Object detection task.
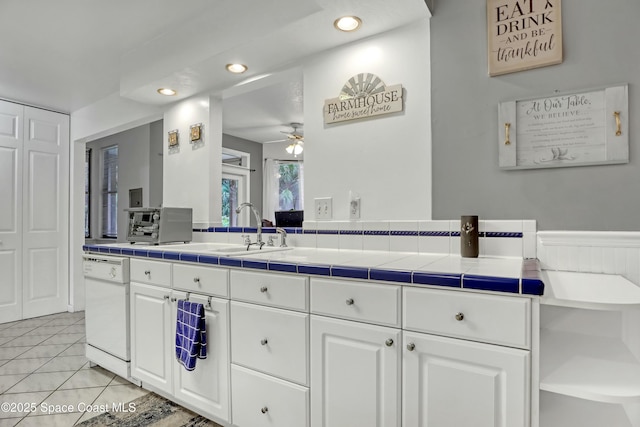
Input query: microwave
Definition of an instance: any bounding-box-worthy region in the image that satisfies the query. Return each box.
[125,207,192,244]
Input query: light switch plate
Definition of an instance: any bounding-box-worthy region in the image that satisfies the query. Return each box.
[314,197,333,220]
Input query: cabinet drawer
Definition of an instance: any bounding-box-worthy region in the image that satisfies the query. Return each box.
[230,270,308,311]
[130,259,171,288]
[173,263,228,297]
[231,301,308,385]
[231,364,309,427]
[310,278,401,327]
[403,287,531,349]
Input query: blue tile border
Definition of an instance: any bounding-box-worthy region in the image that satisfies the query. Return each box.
[463,274,520,294]
[370,269,412,283]
[412,272,462,288]
[331,266,369,280]
[83,246,545,296]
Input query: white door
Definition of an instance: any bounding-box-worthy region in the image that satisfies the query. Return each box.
[0,101,23,323]
[311,316,401,427]
[130,282,172,393]
[172,291,230,423]
[21,106,69,319]
[403,331,530,427]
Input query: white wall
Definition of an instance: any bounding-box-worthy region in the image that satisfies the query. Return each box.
[303,19,431,221]
[162,94,223,228]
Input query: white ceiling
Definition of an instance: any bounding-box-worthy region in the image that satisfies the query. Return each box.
[0,0,431,143]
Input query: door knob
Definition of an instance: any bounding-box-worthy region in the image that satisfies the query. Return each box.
[260,286,268,293]
[406,343,415,351]
[345,298,354,305]
[455,312,464,321]
[261,407,269,414]
[385,339,394,347]
[261,339,268,346]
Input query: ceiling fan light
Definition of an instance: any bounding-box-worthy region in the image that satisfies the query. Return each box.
[294,143,303,155]
[286,144,295,154]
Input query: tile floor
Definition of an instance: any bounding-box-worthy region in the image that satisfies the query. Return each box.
[0,311,148,426]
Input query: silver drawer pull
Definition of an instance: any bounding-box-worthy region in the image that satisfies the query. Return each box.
[170,297,177,302]
[455,312,464,321]
[260,286,268,293]
[261,406,269,414]
[163,295,170,300]
[345,298,354,305]
[144,270,151,276]
[385,339,394,347]
[406,343,415,351]
[193,277,200,283]
[261,339,268,346]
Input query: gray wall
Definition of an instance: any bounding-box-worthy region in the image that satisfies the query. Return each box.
[431,0,639,230]
[222,134,263,225]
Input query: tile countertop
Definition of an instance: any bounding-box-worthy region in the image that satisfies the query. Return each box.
[82,243,545,296]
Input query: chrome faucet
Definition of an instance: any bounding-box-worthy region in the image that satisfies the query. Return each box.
[276,227,288,247]
[235,202,264,250]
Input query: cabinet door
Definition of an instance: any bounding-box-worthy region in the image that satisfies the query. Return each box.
[130,282,172,393]
[403,331,530,427]
[311,316,401,427]
[172,292,230,423]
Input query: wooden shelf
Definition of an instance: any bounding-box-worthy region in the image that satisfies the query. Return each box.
[540,270,640,310]
[540,330,640,404]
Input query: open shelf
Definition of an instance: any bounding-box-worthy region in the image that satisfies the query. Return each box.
[541,270,640,310]
[540,391,635,427]
[540,330,640,404]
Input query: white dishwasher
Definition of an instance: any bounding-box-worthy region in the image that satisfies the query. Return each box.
[83,254,136,382]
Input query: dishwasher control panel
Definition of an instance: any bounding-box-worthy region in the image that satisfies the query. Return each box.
[83,255,129,283]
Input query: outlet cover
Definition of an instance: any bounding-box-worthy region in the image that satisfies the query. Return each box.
[314,197,333,220]
[350,197,361,219]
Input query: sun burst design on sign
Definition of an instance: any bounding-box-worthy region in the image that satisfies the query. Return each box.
[339,73,386,100]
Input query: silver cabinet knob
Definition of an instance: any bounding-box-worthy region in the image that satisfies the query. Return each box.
[170,297,177,302]
[260,286,268,293]
[261,407,269,414]
[144,270,151,276]
[385,339,394,347]
[455,312,464,321]
[193,277,200,283]
[261,339,268,346]
[345,298,355,305]
[163,295,170,300]
[406,343,415,351]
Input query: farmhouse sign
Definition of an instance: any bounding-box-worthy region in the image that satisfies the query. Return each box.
[324,73,403,124]
[487,0,563,76]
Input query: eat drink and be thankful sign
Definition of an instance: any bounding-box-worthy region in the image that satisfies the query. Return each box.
[487,0,562,76]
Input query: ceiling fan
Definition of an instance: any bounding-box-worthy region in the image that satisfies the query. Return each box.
[263,123,304,156]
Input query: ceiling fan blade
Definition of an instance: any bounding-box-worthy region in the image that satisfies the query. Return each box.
[262,138,289,144]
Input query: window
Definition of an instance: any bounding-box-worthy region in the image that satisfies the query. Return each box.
[84,148,91,238]
[277,162,303,211]
[101,145,118,238]
[263,159,304,223]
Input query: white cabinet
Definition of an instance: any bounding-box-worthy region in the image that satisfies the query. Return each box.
[229,270,310,427]
[403,331,530,427]
[402,285,532,427]
[130,279,230,424]
[310,315,401,427]
[172,291,230,422]
[130,282,173,393]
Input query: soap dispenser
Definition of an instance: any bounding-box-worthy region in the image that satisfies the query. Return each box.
[460,215,479,258]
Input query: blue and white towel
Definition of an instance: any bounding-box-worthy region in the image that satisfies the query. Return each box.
[175,299,207,371]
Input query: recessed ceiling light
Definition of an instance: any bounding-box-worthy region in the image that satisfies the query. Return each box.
[157,88,177,96]
[226,63,248,74]
[334,16,362,32]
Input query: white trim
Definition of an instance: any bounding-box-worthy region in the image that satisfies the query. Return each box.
[538,231,640,248]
